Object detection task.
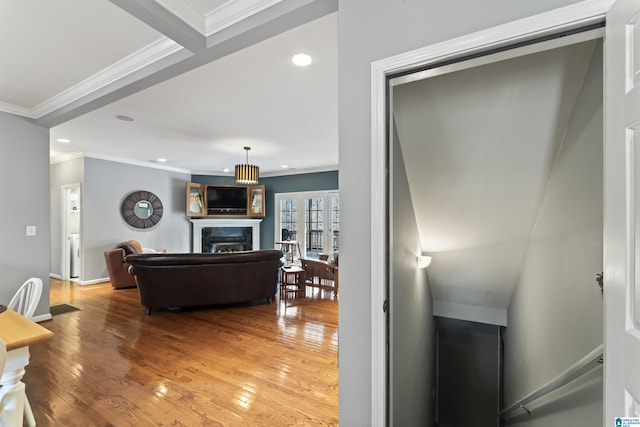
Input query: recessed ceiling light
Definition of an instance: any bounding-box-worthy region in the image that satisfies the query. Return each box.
[115,115,134,122]
[292,53,312,67]
[56,138,70,143]
[281,165,289,169]
[157,158,167,163]
[223,168,230,173]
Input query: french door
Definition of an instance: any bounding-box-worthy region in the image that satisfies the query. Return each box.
[275,190,339,258]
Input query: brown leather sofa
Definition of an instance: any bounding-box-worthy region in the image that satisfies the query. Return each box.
[104,240,144,289]
[126,249,283,315]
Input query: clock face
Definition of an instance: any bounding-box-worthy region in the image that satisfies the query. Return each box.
[121,191,163,229]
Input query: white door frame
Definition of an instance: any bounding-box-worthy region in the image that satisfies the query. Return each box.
[370,0,614,424]
[61,183,81,280]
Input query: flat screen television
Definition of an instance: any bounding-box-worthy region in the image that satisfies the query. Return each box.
[206,186,247,215]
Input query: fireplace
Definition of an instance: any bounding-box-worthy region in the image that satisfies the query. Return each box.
[190,219,262,253]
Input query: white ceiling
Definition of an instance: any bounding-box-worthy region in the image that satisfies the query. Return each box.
[393,39,599,314]
[0,0,338,175]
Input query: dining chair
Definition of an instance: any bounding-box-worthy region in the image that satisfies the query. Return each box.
[7,278,42,427]
[0,337,6,418]
[8,277,43,320]
[0,337,5,380]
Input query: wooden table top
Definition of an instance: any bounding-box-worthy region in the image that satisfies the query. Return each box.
[0,308,53,351]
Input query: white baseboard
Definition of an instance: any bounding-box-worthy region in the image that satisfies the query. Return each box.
[49,273,110,286]
[76,277,110,286]
[32,313,53,323]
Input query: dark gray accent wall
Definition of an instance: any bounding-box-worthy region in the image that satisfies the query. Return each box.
[390,123,434,425]
[338,0,586,423]
[191,170,338,249]
[0,112,50,317]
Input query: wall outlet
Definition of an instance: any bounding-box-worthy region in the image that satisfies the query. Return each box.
[26,226,36,236]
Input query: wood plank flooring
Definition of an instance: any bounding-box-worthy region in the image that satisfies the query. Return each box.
[24,279,338,426]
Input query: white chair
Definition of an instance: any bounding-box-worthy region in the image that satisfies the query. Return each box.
[0,337,5,380]
[8,277,43,320]
[7,278,42,427]
[0,338,8,421]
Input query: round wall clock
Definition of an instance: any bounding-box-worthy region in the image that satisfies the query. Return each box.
[121,191,163,229]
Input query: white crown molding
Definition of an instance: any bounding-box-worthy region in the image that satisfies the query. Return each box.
[155,0,207,34]
[29,37,184,119]
[154,0,283,37]
[0,101,37,119]
[190,164,338,177]
[205,0,283,36]
[84,152,192,174]
[49,151,85,165]
[51,151,191,174]
[260,165,338,177]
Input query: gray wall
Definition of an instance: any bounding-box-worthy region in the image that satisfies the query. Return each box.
[0,112,50,317]
[390,124,434,425]
[192,170,338,249]
[51,157,191,282]
[337,0,586,423]
[503,42,603,425]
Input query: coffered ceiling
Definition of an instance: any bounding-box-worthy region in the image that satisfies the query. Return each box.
[0,0,338,175]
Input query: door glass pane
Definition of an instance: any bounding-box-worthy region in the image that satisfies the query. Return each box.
[305,197,324,258]
[331,196,340,253]
[280,199,297,241]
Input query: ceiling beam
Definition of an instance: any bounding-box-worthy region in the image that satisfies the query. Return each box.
[35,0,337,128]
[108,0,206,52]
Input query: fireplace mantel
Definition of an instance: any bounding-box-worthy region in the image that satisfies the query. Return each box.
[190,218,262,253]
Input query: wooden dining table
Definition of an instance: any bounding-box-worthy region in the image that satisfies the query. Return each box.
[0,308,54,426]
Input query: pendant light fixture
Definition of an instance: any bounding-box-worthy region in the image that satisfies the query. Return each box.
[235,146,259,184]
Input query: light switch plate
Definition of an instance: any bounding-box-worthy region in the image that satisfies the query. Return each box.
[26,226,36,236]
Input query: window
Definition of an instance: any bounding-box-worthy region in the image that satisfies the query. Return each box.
[275,190,339,258]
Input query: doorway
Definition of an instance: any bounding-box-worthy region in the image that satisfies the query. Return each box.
[371,3,610,425]
[61,184,81,281]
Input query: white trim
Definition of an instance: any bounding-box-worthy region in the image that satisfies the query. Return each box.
[370,1,612,425]
[49,152,85,165]
[155,0,207,34]
[0,38,184,120]
[75,278,110,286]
[32,313,53,323]
[81,152,191,174]
[0,102,36,119]
[190,218,262,252]
[205,0,283,37]
[154,0,283,37]
[190,165,339,178]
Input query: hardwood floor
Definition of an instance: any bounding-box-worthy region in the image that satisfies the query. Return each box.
[24,279,338,426]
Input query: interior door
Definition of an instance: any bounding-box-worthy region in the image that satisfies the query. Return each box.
[605,0,640,420]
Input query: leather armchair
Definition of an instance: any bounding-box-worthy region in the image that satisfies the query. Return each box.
[104,240,143,289]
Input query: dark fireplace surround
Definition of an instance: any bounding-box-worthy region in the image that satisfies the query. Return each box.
[190,219,262,253]
[202,227,252,253]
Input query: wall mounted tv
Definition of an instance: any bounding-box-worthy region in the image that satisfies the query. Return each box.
[206,186,247,215]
